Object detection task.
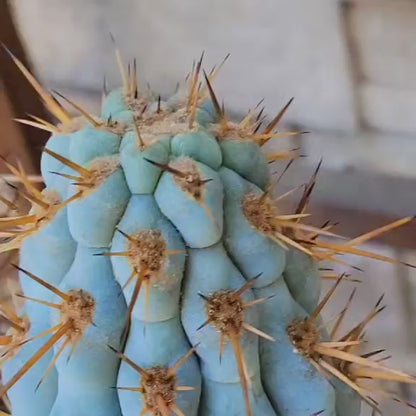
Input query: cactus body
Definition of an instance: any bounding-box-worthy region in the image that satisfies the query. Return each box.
[2,52,414,416]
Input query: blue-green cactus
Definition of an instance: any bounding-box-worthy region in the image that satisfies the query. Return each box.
[1,50,415,416]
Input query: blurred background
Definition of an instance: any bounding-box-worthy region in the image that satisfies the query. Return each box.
[2,0,416,414]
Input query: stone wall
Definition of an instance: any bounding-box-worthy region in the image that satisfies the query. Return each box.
[348,0,416,134]
[11,0,357,131]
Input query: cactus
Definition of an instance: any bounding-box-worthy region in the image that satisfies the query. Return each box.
[0,47,416,416]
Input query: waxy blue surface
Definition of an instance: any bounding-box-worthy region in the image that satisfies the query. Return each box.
[120,131,169,194]
[171,130,222,170]
[69,125,121,166]
[220,140,269,189]
[118,317,201,416]
[255,279,336,416]
[50,245,126,416]
[283,249,321,314]
[155,158,223,248]
[67,165,130,247]
[182,243,260,383]
[220,167,286,288]
[111,195,186,322]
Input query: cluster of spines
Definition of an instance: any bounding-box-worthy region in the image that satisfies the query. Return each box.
[0,44,415,416]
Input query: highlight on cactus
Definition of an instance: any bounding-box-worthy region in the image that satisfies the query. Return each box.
[0,42,416,416]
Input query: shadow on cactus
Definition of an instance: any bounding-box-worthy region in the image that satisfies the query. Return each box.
[0,43,416,416]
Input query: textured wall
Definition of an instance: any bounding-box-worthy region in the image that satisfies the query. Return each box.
[10,0,357,132]
[348,0,416,134]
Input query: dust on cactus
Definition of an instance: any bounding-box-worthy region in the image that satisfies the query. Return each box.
[0,44,415,416]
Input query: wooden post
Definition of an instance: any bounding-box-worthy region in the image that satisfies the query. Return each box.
[0,0,49,173]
